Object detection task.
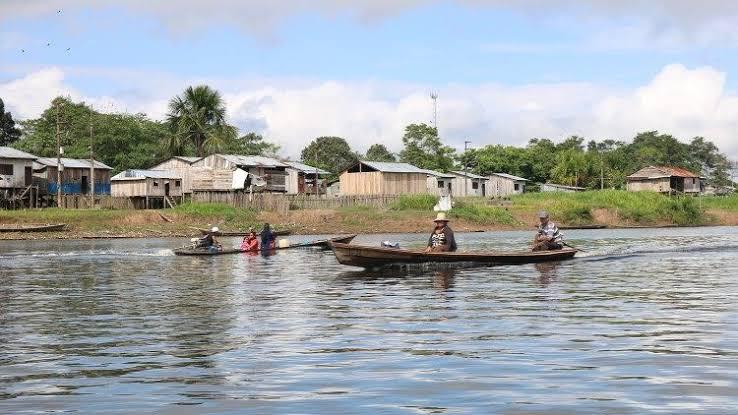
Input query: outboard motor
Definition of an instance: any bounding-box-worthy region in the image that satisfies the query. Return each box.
[381,241,400,249]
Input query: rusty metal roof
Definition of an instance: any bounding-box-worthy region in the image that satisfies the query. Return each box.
[283,160,331,175]
[627,166,699,179]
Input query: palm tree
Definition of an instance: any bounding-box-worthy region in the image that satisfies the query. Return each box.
[166,85,236,157]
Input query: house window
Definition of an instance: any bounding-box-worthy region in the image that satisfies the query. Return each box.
[437,181,444,188]
[472,181,479,190]
[153,180,159,187]
[175,180,181,187]
[514,183,520,191]
[0,164,13,175]
[692,178,696,184]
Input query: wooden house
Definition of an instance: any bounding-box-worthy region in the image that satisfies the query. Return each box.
[111,169,183,209]
[339,161,428,195]
[283,160,331,195]
[149,156,202,195]
[626,166,702,194]
[192,154,289,193]
[420,169,455,196]
[449,171,489,197]
[488,173,529,197]
[541,183,586,192]
[34,157,112,196]
[0,146,36,190]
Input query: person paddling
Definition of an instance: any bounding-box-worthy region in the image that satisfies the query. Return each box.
[260,223,276,250]
[241,228,259,252]
[198,226,222,252]
[532,211,563,251]
[424,212,457,253]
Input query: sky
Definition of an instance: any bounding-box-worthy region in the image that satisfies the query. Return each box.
[2,0,738,159]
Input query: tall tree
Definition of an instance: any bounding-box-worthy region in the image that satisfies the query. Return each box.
[166,85,236,157]
[301,136,359,173]
[0,98,21,146]
[399,123,455,172]
[221,132,280,157]
[15,96,167,173]
[364,143,396,162]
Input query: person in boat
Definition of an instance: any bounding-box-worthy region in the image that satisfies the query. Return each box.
[424,212,457,253]
[241,228,259,252]
[198,226,222,252]
[260,223,276,250]
[532,211,563,251]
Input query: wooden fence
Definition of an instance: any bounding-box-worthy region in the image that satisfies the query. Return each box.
[191,191,401,213]
[58,195,135,210]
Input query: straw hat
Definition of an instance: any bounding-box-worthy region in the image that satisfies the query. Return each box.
[433,212,449,222]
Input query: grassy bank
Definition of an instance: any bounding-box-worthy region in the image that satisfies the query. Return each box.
[1,192,737,240]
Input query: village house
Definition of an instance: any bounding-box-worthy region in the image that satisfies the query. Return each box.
[420,169,455,196]
[541,183,587,192]
[33,157,112,196]
[488,173,529,197]
[283,160,331,195]
[448,171,489,197]
[111,169,183,209]
[626,166,703,194]
[0,147,37,207]
[192,154,289,193]
[339,161,428,195]
[149,156,203,196]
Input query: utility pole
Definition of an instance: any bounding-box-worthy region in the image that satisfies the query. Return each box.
[89,120,95,206]
[464,140,471,196]
[55,102,63,207]
[430,92,438,131]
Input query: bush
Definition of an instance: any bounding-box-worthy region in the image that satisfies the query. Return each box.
[450,200,519,225]
[390,194,438,211]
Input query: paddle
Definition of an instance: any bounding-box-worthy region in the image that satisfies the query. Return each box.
[561,241,587,252]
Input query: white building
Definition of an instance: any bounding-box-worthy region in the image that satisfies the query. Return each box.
[449,171,488,197]
[488,173,529,197]
[0,146,37,190]
[420,169,455,196]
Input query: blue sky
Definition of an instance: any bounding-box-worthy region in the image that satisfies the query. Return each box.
[2,0,738,158]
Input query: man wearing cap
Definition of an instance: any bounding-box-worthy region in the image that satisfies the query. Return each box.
[533,211,563,251]
[424,212,457,253]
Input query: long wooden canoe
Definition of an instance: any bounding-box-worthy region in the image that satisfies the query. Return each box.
[197,228,291,237]
[174,234,357,256]
[558,224,607,230]
[329,242,577,269]
[0,223,66,232]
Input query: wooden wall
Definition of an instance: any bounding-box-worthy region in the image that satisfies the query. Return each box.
[340,171,427,195]
[151,159,202,194]
[627,178,670,193]
[488,177,525,197]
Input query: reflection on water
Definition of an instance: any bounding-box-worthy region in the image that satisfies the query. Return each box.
[1,228,738,414]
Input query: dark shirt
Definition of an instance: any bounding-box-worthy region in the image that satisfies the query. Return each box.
[427,225,457,252]
[261,230,274,249]
[199,233,215,247]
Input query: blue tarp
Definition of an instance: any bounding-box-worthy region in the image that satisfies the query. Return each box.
[48,183,111,195]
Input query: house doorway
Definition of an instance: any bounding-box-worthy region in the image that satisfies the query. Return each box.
[165,182,170,196]
[81,176,89,194]
[25,166,32,186]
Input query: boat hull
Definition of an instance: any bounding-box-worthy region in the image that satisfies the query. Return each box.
[0,224,66,232]
[198,228,292,237]
[174,235,357,256]
[330,242,576,269]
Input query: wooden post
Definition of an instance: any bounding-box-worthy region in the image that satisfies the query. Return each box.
[55,102,63,207]
[90,121,95,207]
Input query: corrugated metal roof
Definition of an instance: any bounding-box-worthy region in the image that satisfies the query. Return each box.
[174,156,202,164]
[35,157,112,170]
[283,160,331,175]
[491,172,529,181]
[627,165,700,179]
[450,170,488,180]
[357,161,427,173]
[543,183,587,190]
[0,146,37,160]
[111,169,181,180]
[418,168,456,178]
[219,154,288,168]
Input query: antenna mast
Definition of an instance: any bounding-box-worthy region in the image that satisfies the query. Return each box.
[430,91,438,131]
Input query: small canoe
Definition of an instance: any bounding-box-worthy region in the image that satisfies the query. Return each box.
[329,242,577,269]
[197,228,291,237]
[174,235,357,256]
[0,224,66,233]
[559,224,607,230]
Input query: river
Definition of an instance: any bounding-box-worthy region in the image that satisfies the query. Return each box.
[1,227,737,414]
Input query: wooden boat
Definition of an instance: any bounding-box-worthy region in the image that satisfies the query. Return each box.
[559,224,607,230]
[0,223,66,232]
[174,235,357,256]
[329,242,577,269]
[197,228,291,237]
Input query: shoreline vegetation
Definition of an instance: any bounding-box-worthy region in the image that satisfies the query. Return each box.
[1,191,737,241]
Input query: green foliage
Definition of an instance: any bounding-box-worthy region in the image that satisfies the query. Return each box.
[390,194,437,211]
[166,85,237,157]
[365,143,396,162]
[301,136,359,174]
[0,97,21,146]
[450,200,518,225]
[15,97,167,173]
[399,123,455,172]
[701,194,738,211]
[220,132,280,157]
[173,202,257,223]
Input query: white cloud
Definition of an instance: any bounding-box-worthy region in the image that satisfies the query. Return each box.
[2,64,737,159]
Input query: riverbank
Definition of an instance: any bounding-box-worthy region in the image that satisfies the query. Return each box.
[1,191,737,240]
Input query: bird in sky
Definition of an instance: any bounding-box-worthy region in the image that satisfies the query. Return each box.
[47,42,51,46]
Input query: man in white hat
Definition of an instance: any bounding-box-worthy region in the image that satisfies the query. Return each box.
[532,211,563,251]
[424,212,457,253]
[198,226,222,252]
